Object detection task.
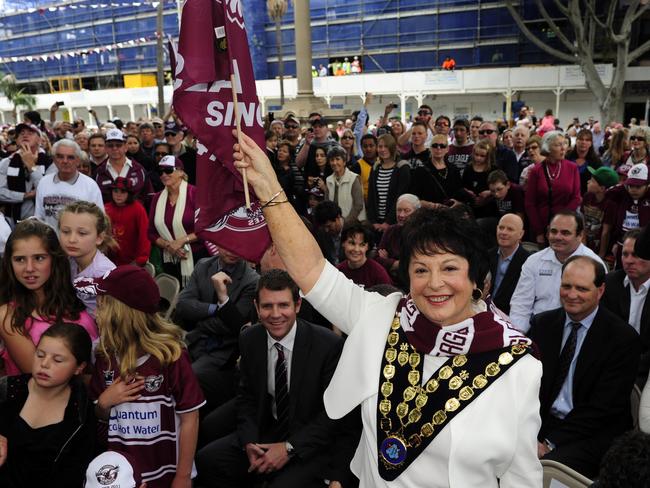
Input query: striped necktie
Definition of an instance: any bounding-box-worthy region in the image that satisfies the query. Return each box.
[274,343,290,438]
[549,321,582,408]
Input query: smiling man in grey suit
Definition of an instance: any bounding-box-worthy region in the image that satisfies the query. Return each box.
[195,269,345,488]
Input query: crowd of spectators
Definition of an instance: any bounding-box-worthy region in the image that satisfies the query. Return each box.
[0,96,648,487]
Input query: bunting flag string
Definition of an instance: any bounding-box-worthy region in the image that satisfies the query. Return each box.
[1,1,175,16]
[0,34,171,64]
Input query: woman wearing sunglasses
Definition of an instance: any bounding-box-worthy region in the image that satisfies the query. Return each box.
[148,155,206,286]
[623,126,650,167]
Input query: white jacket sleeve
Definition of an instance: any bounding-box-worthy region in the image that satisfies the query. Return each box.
[639,375,650,434]
[508,260,536,333]
[303,260,390,336]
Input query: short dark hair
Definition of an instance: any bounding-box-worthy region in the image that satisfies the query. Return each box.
[154,142,171,153]
[313,201,342,225]
[411,121,428,132]
[453,118,470,129]
[487,169,509,186]
[341,222,374,251]
[399,207,489,290]
[435,115,451,126]
[418,104,433,113]
[551,210,584,236]
[360,133,377,145]
[88,133,105,144]
[264,130,277,141]
[41,322,92,365]
[596,431,650,488]
[623,228,642,244]
[562,255,606,287]
[256,269,300,303]
[471,116,484,124]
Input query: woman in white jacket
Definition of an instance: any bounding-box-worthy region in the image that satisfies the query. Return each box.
[232,130,543,488]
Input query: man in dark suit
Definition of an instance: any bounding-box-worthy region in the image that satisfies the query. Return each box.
[529,255,640,479]
[174,247,259,410]
[602,229,650,380]
[195,269,347,488]
[488,213,530,315]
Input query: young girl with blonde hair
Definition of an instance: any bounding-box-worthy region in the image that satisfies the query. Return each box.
[80,266,204,488]
[58,201,117,315]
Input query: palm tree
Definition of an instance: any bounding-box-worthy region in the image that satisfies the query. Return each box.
[0,74,36,122]
[267,0,289,107]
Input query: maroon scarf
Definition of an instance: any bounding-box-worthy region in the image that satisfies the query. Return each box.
[399,295,533,356]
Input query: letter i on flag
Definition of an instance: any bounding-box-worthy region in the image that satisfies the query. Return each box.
[170,0,271,262]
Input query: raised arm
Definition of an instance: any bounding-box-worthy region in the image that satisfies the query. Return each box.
[233,131,325,294]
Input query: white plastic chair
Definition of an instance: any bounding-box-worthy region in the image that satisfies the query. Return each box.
[541,459,593,488]
[144,261,156,277]
[155,273,180,321]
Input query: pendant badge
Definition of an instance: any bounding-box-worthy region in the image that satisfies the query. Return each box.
[380,435,408,466]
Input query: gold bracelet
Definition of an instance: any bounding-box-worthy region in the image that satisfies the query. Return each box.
[263,200,289,207]
[260,189,286,209]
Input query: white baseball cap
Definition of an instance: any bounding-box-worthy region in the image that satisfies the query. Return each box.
[105,128,125,142]
[626,163,649,186]
[85,451,140,488]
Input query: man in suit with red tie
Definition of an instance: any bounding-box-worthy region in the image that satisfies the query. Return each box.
[195,269,347,487]
[529,255,640,479]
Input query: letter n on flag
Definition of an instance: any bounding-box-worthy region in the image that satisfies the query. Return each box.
[170,0,270,262]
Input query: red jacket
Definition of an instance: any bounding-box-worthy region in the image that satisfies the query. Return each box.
[105,201,151,266]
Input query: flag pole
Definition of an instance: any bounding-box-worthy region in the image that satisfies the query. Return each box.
[230,74,251,209]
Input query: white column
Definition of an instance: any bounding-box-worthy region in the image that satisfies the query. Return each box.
[0,111,5,124]
[146,104,152,119]
[129,104,136,122]
[107,105,114,121]
[294,0,313,96]
[552,88,566,122]
[416,93,424,108]
[399,94,408,123]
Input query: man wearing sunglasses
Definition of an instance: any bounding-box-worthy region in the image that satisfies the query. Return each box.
[165,121,196,185]
[397,104,435,148]
[282,115,301,148]
[478,121,519,183]
[95,128,151,203]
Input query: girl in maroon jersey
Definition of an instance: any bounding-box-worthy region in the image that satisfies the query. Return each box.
[83,266,205,488]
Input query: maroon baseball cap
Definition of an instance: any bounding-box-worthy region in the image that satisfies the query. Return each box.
[74,265,159,314]
[111,176,133,192]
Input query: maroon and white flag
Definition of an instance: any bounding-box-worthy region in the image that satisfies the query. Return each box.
[171,0,270,262]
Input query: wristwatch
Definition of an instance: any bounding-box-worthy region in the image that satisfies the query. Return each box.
[285,441,295,458]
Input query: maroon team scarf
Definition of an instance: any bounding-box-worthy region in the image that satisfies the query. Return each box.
[399,295,533,356]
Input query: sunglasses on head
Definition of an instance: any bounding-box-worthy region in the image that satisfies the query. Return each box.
[630,136,646,142]
[431,143,448,149]
[157,166,175,175]
[478,129,496,135]
[418,110,432,116]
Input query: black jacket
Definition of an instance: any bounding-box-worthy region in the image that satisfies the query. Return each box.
[0,375,96,488]
[488,245,531,315]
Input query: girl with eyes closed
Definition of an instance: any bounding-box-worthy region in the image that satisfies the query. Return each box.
[0,323,96,488]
